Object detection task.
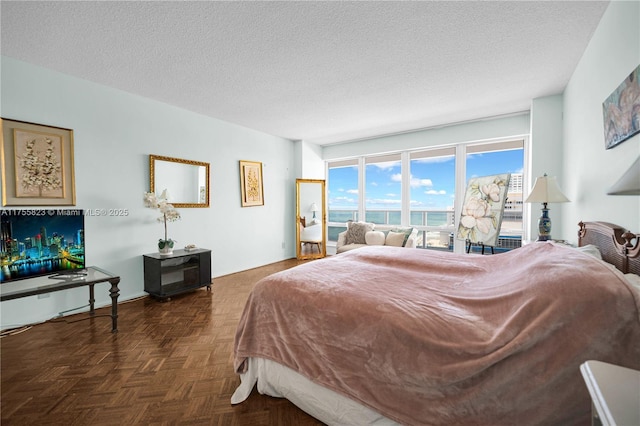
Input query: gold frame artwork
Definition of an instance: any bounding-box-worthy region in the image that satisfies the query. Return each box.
[1,118,76,206]
[239,160,264,207]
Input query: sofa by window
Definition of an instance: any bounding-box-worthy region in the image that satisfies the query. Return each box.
[336,222,419,254]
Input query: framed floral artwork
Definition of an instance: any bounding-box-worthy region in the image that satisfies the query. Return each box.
[1,118,76,206]
[239,160,264,207]
[456,173,511,248]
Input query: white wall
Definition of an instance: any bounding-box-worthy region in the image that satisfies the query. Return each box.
[529,95,565,240]
[1,57,296,329]
[322,113,530,160]
[295,140,325,179]
[562,0,640,238]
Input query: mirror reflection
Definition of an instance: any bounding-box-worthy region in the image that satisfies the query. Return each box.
[296,179,326,260]
[150,155,210,208]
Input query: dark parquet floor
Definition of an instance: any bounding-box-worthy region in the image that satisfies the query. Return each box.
[1,258,324,425]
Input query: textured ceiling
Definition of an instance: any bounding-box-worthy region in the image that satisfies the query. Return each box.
[0,1,609,145]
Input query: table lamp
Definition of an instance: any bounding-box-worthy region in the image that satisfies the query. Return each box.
[525,174,569,241]
[310,202,319,219]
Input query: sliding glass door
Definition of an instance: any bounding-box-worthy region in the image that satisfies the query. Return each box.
[410,147,456,250]
[466,140,524,251]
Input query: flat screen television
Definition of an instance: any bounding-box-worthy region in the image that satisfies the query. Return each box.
[1,209,85,283]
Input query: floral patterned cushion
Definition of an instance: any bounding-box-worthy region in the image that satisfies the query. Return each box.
[345,221,374,245]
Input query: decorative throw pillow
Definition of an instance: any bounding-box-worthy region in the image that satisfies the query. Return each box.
[365,231,386,246]
[345,221,374,245]
[385,231,406,247]
[390,227,414,247]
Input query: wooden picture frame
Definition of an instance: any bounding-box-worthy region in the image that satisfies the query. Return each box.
[1,118,76,206]
[239,160,264,207]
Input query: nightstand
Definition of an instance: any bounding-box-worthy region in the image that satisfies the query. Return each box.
[143,248,212,300]
[580,360,640,426]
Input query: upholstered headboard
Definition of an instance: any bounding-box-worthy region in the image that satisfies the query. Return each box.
[578,221,640,275]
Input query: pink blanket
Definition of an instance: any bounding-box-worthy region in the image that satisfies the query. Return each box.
[234,243,640,425]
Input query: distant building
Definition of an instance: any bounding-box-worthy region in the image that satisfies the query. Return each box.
[505,173,523,213]
[40,226,48,246]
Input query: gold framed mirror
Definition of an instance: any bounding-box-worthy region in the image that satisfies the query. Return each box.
[149,154,210,208]
[296,178,326,260]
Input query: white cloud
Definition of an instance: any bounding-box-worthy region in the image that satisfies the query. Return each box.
[346,189,358,194]
[372,161,400,170]
[412,177,434,188]
[425,189,447,195]
[391,173,433,188]
[366,198,402,205]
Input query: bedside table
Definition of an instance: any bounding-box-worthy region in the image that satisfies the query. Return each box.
[580,360,640,426]
[143,248,212,300]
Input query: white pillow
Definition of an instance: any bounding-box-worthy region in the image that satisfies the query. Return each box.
[365,231,386,246]
[574,244,603,260]
[624,274,640,292]
[385,231,406,247]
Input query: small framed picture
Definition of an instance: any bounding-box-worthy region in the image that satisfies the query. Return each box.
[1,118,76,206]
[239,160,264,207]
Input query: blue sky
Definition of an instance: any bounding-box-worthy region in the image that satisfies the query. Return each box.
[329,149,523,210]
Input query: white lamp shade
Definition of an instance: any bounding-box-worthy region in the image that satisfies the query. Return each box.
[525,175,570,203]
[607,157,640,195]
[310,202,319,212]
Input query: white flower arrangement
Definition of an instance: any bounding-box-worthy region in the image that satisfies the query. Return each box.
[19,138,62,194]
[144,189,181,250]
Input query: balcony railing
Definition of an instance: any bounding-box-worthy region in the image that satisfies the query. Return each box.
[328,209,523,252]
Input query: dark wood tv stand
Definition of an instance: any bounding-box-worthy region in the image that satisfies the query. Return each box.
[143,248,212,300]
[0,266,120,333]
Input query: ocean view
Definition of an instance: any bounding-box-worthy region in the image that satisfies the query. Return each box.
[329,210,452,226]
[327,209,454,241]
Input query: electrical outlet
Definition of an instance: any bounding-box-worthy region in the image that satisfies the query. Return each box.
[282,241,286,249]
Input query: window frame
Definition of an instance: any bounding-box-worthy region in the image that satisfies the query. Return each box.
[326,137,529,253]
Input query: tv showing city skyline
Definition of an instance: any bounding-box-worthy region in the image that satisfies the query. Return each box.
[0,209,85,283]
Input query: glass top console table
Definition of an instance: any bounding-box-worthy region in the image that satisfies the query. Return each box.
[0,266,120,333]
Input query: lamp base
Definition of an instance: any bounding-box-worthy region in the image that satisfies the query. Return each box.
[537,203,552,241]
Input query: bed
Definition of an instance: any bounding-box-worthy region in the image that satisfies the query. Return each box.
[232,221,640,425]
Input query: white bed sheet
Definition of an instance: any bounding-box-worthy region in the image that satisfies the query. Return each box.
[231,357,399,426]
